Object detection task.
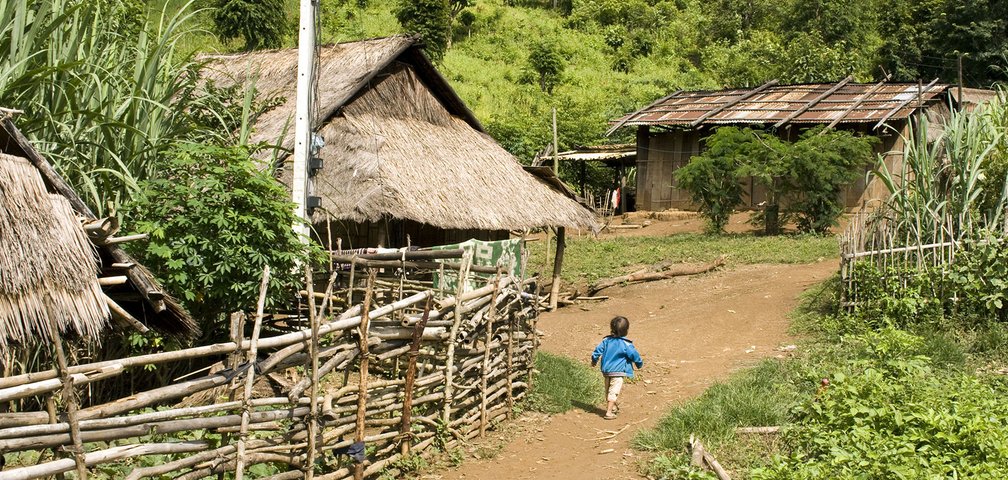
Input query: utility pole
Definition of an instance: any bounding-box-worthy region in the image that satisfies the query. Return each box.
[957,53,964,112]
[551,107,559,173]
[292,0,317,242]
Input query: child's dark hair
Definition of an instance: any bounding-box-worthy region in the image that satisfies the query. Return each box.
[610,316,629,337]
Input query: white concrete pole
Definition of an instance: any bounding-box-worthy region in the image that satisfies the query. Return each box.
[291,0,316,242]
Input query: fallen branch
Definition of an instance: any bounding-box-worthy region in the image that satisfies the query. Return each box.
[735,426,780,434]
[589,256,726,295]
[688,435,731,480]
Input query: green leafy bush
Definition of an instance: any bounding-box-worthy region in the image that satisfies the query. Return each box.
[122,143,320,337]
[673,128,746,233]
[396,0,451,61]
[526,39,566,94]
[949,235,1008,321]
[211,0,288,50]
[752,357,1008,479]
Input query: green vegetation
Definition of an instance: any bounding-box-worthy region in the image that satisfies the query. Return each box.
[212,0,289,50]
[395,0,451,61]
[527,351,601,414]
[638,276,1008,478]
[529,233,838,286]
[676,127,877,235]
[122,143,320,335]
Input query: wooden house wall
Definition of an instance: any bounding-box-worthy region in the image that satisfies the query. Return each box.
[315,218,507,250]
[635,121,912,212]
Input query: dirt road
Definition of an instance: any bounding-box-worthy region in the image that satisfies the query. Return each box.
[438,260,836,479]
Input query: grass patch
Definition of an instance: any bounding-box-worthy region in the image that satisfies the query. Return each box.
[635,359,797,475]
[529,233,839,286]
[527,351,602,414]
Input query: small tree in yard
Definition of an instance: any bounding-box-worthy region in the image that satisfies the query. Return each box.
[122,143,320,339]
[732,128,793,235]
[674,128,746,233]
[790,127,878,234]
[677,126,877,235]
[212,0,288,51]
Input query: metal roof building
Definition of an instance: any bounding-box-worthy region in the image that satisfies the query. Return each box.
[609,79,977,212]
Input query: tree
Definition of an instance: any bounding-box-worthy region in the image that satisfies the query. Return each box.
[790,127,878,234]
[122,143,319,338]
[527,39,566,94]
[674,128,747,233]
[733,129,793,234]
[212,0,288,51]
[396,0,451,61]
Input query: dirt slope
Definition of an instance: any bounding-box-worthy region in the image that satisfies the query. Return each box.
[438,260,836,479]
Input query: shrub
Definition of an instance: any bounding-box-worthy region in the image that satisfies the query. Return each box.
[212,0,289,50]
[122,143,320,338]
[674,129,746,232]
[752,357,1008,479]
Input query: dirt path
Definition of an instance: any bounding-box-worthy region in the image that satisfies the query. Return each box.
[437,260,836,480]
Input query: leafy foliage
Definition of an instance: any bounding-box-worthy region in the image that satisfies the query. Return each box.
[526,39,566,94]
[122,143,319,336]
[0,0,218,215]
[396,0,451,61]
[674,129,746,233]
[789,127,878,233]
[752,356,1008,479]
[676,126,875,234]
[211,0,289,50]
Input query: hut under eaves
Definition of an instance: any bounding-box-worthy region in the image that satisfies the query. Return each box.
[200,35,598,248]
[0,115,196,350]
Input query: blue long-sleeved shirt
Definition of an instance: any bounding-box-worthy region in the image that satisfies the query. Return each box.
[591,336,643,378]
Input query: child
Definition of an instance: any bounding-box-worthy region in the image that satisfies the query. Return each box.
[591,316,644,420]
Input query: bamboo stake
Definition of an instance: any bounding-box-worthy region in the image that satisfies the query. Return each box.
[235,266,270,480]
[400,297,432,456]
[442,252,472,430]
[353,270,377,480]
[46,318,87,479]
[305,265,320,480]
[480,271,502,436]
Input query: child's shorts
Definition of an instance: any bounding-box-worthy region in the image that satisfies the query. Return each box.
[604,375,624,402]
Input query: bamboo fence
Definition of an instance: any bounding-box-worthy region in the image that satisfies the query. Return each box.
[839,209,962,310]
[0,249,539,479]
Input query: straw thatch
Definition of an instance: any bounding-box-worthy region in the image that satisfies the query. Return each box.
[0,153,108,349]
[0,117,197,345]
[200,36,598,233]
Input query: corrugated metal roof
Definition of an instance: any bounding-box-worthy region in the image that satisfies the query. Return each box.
[612,81,950,130]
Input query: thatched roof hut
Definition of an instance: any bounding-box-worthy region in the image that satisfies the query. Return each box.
[200,36,597,248]
[0,116,196,349]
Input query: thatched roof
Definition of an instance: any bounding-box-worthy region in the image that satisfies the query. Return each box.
[0,153,108,349]
[200,36,598,233]
[0,117,197,348]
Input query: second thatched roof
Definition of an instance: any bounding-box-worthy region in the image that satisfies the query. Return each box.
[200,36,598,233]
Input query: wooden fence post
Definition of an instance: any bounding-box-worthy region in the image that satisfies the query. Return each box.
[47,321,87,479]
[400,297,432,456]
[235,266,270,480]
[442,253,472,433]
[353,270,376,480]
[479,271,502,436]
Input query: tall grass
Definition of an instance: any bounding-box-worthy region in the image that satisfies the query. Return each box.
[873,91,1008,244]
[0,0,235,215]
[527,351,602,413]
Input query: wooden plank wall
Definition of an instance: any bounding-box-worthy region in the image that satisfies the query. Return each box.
[636,123,910,213]
[637,129,701,211]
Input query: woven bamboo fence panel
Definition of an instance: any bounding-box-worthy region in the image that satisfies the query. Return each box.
[0,252,539,479]
[839,209,962,310]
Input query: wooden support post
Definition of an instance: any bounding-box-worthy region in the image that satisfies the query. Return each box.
[305,265,320,480]
[235,267,270,480]
[353,270,376,480]
[479,271,502,436]
[549,227,566,311]
[400,297,432,456]
[47,321,87,479]
[442,253,472,432]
